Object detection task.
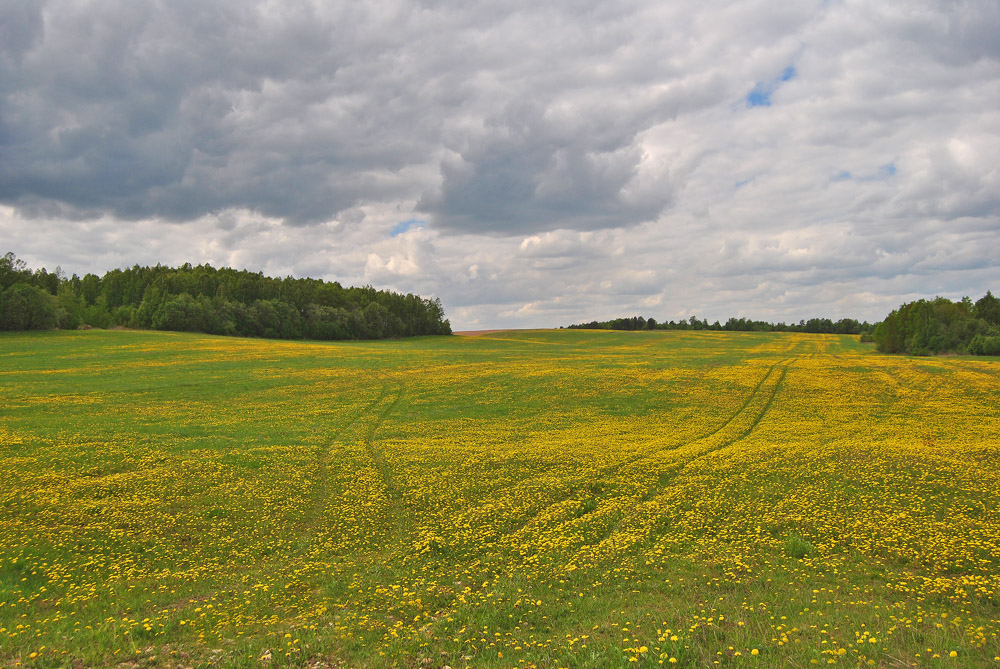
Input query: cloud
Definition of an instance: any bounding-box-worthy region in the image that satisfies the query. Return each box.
[418,101,673,234]
[1,0,998,329]
[0,0,44,63]
[0,0,444,224]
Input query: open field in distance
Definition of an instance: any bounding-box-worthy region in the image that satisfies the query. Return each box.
[1,329,998,667]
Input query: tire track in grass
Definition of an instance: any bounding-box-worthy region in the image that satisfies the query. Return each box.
[635,359,791,496]
[565,360,793,566]
[496,361,793,573]
[508,359,791,542]
[303,393,379,529]
[303,381,405,535]
[600,359,792,479]
[726,362,788,445]
[354,382,414,559]
[360,384,405,507]
[228,382,410,650]
[171,383,404,642]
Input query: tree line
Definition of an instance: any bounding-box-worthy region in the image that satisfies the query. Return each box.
[0,252,451,340]
[872,292,1000,356]
[566,291,1000,357]
[566,314,875,335]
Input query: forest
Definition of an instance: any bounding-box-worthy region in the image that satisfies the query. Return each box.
[0,252,451,340]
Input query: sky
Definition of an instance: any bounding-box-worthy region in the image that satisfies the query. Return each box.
[2,0,998,330]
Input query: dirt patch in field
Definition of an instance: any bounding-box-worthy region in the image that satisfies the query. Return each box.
[453,329,511,336]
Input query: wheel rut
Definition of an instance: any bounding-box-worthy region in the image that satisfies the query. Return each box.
[303,382,405,533]
[565,359,793,564]
[636,359,791,494]
[361,385,405,503]
[603,359,792,480]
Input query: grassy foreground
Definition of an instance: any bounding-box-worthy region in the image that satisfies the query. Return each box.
[1,329,998,668]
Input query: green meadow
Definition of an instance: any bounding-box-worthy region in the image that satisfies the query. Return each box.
[1,329,998,667]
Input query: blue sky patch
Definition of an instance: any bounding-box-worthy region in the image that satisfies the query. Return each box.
[746,64,796,108]
[391,218,427,236]
[832,163,897,182]
[746,86,771,107]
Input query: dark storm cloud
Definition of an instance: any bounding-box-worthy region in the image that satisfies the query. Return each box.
[0,0,698,231]
[0,0,44,62]
[0,0,448,224]
[418,101,672,234]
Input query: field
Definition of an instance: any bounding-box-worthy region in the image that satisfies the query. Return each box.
[1,329,999,668]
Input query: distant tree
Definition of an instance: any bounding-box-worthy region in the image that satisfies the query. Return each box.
[968,333,1000,356]
[0,283,62,330]
[975,290,1000,326]
[874,293,994,355]
[0,253,450,339]
[152,294,205,332]
[83,294,113,329]
[1,252,31,290]
[32,267,60,294]
[111,304,138,329]
[56,282,86,329]
[833,318,861,335]
[803,317,834,334]
[79,273,101,306]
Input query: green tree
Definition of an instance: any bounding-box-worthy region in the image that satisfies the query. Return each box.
[152,294,205,332]
[0,283,62,330]
[968,333,1000,356]
[56,282,86,329]
[974,290,1000,326]
[1,252,31,290]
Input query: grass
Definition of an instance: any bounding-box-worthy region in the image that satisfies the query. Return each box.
[0,328,998,667]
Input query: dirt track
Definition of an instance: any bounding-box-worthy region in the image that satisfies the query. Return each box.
[453,329,511,336]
